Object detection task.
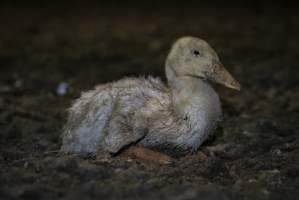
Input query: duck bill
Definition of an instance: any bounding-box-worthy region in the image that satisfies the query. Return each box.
[212,63,241,91]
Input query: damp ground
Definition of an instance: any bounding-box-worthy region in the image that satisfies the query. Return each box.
[0,2,298,200]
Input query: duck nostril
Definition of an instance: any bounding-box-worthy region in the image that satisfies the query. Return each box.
[212,65,218,73]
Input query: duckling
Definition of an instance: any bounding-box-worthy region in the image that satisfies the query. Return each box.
[61,36,241,160]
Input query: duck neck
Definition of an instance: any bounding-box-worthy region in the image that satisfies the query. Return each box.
[166,65,218,117]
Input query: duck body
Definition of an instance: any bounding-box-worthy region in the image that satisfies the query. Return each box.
[139,76,222,152]
[62,75,221,156]
[61,36,240,156]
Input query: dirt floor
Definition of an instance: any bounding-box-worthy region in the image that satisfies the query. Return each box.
[0,1,299,199]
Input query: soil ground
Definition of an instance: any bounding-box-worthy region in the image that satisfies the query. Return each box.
[0,1,298,199]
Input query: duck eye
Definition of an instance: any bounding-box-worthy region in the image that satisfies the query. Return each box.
[192,49,200,57]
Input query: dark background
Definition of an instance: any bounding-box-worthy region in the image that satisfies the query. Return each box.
[0,1,298,200]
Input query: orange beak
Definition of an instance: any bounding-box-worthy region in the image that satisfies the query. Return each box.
[212,63,241,91]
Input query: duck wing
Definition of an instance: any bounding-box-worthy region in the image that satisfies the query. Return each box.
[61,88,115,156]
[101,77,169,153]
[61,76,168,156]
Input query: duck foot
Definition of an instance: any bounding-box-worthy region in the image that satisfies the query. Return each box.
[122,146,173,165]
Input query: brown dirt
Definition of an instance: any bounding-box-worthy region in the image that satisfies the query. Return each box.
[0,1,298,199]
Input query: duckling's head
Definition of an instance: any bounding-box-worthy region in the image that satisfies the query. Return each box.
[166,36,241,90]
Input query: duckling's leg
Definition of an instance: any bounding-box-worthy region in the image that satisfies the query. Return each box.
[122,146,173,165]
